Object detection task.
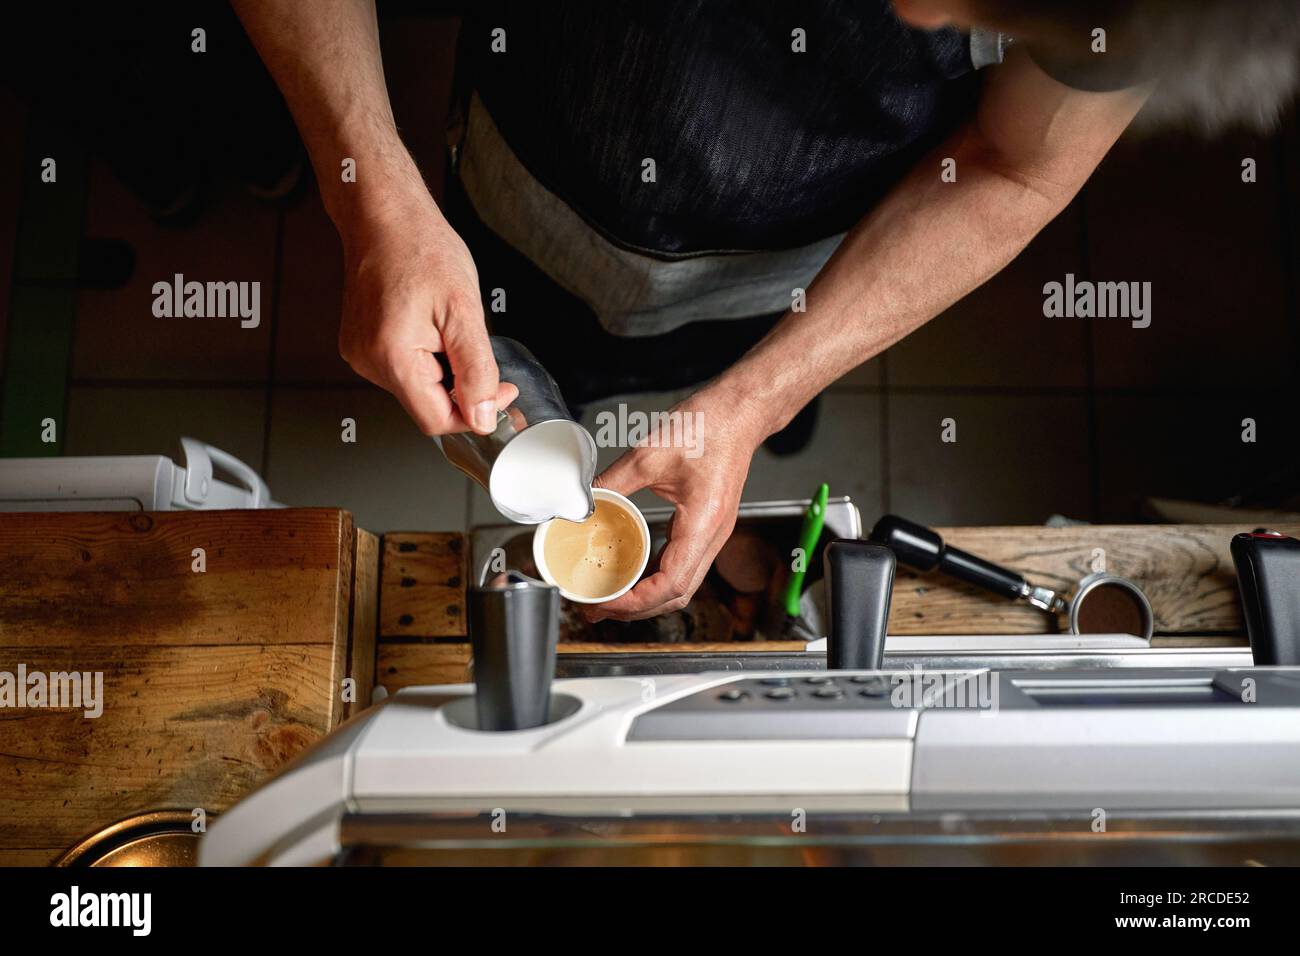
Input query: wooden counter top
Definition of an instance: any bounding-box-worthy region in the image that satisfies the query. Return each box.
[0,507,376,866]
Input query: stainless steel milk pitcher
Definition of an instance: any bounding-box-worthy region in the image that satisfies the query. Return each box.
[435,336,597,524]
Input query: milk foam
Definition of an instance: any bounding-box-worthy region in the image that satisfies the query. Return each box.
[489,420,593,523]
[542,497,643,598]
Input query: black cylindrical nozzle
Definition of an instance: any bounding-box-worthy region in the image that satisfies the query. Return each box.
[468,574,560,731]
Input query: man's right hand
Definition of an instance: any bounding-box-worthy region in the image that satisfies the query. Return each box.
[336,193,517,436]
[230,0,515,436]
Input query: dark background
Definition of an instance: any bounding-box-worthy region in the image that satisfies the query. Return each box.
[1,2,1297,532]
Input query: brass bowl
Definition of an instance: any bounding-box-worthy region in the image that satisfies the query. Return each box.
[54,810,204,867]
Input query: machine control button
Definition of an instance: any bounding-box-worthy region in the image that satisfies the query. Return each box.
[627,673,947,741]
[855,677,889,696]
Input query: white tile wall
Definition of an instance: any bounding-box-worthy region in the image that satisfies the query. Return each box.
[888,392,1091,526]
[265,385,469,532]
[65,385,266,471]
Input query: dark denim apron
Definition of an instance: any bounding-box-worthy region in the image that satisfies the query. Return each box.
[445,0,980,402]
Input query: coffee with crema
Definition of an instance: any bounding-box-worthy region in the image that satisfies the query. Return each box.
[542,497,644,599]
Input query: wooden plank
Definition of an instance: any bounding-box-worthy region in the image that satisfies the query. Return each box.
[380,532,467,638]
[347,530,380,719]
[0,849,60,867]
[374,524,1277,657]
[1145,498,1300,527]
[0,509,351,647]
[325,513,356,727]
[377,643,472,693]
[0,507,370,862]
[573,525,1272,639]
[899,524,1297,636]
[0,643,335,852]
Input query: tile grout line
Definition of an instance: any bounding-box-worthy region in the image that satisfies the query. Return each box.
[1079,181,1102,523]
[0,122,87,457]
[463,476,474,532]
[68,377,372,390]
[1275,118,1300,377]
[260,205,288,478]
[879,352,891,515]
[59,153,90,460]
[63,378,1300,399]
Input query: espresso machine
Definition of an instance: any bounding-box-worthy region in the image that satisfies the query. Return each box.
[200,533,1300,866]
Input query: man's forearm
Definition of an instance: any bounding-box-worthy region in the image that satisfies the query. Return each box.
[231,0,428,232]
[718,48,1146,440]
[717,124,1066,436]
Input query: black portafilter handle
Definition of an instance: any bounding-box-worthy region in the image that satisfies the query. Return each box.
[1231,529,1300,667]
[823,540,896,671]
[869,514,1027,601]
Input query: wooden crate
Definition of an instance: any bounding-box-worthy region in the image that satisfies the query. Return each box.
[0,507,378,866]
[376,532,472,691]
[375,524,1290,693]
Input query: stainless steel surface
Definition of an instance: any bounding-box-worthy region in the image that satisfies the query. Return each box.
[336,808,1300,866]
[204,663,1296,865]
[470,496,863,588]
[436,336,596,524]
[1019,572,1152,637]
[1022,583,1068,614]
[554,645,1253,677]
[1070,572,1155,639]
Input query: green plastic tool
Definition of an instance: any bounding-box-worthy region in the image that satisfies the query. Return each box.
[782,483,829,617]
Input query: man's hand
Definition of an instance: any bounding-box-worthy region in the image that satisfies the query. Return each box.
[231,0,515,436]
[337,190,516,436]
[584,386,765,622]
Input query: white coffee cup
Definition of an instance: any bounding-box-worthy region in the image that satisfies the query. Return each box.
[532,488,650,603]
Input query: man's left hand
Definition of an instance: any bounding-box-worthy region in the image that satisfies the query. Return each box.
[583,386,766,622]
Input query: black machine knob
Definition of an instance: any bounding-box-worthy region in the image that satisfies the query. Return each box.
[468,572,560,730]
[1231,530,1300,666]
[823,540,896,671]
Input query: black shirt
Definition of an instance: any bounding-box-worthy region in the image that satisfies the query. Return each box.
[463,1,978,255]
